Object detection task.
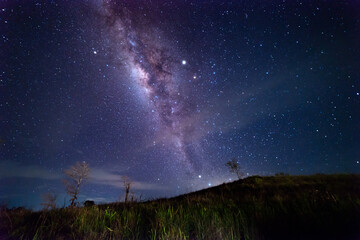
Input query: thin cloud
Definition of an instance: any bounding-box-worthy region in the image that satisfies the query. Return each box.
[0,161,61,180]
[0,161,167,191]
[89,167,168,190]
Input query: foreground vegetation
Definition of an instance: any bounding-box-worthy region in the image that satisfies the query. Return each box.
[1,174,359,239]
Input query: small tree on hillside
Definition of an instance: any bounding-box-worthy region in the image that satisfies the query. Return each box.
[63,161,90,207]
[122,176,132,203]
[226,157,245,179]
[40,192,57,210]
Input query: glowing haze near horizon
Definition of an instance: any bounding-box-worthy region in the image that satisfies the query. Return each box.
[1,0,359,209]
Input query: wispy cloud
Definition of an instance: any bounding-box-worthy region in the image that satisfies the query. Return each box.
[0,161,61,180]
[0,161,166,191]
[77,194,110,203]
[85,197,108,202]
[89,168,168,191]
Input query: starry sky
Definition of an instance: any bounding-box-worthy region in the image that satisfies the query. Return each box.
[1,0,359,209]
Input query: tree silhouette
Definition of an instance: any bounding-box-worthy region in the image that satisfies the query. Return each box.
[40,192,57,210]
[122,176,132,203]
[63,161,90,207]
[226,157,244,179]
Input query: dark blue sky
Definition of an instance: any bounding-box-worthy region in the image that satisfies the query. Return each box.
[1,0,359,209]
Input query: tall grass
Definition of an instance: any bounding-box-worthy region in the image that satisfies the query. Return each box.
[1,174,359,239]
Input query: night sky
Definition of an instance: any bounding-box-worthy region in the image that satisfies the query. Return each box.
[1,0,359,209]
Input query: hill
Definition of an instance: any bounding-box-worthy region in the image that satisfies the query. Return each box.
[1,174,360,239]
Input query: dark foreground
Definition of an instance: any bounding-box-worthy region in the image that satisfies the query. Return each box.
[1,174,359,239]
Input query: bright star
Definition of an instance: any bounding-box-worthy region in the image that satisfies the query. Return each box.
[182,60,187,65]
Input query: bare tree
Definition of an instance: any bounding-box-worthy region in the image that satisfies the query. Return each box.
[63,161,90,207]
[122,176,132,203]
[129,192,138,202]
[40,192,57,210]
[226,157,245,179]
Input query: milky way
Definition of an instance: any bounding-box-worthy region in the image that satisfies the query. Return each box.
[99,1,202,173]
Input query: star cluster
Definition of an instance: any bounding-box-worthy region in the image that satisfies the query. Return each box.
[1,0,359,209]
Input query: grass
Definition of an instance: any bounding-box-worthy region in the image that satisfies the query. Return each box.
[1,174,360,239]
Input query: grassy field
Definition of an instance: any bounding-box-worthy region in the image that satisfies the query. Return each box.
[1,174,359,239]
